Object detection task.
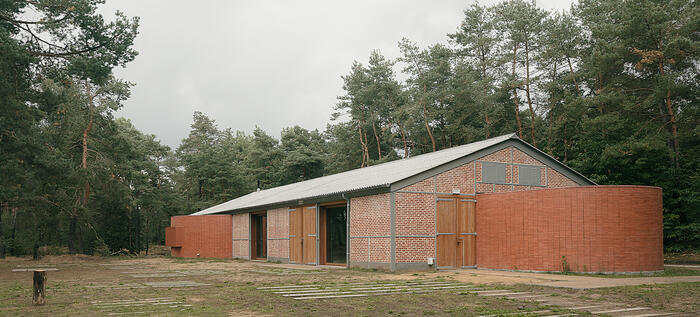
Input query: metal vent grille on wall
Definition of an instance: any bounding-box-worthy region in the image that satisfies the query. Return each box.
[482,162,506,184]
[518,165,542,186]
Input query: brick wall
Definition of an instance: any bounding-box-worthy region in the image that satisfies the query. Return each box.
[232,213,250,259]
[402,147,578,196]
[436,163,476,194]
[350,193,391,264]
[476,186,663,273]
[393,146,583,266]
[547,168,578,188]
[395,192,436,263]
[167,215,232,258]
[267,207,289,260]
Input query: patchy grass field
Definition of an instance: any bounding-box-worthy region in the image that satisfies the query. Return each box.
[0,255,697,316]
[665,251,700,265]
[540,266,700,278]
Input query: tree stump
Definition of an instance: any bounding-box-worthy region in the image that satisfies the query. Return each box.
[33,270,46,305]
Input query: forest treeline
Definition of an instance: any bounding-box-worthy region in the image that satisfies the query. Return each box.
[0,0,697,258]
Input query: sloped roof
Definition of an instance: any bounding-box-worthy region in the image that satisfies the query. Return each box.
[192,133,593,215]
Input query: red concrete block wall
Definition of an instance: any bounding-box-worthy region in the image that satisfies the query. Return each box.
[164,227,183,247]
[476,186,663,273]
[167,215,232,258]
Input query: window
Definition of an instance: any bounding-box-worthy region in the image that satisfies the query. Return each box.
[519,165,542,186]
[482,162,506,184]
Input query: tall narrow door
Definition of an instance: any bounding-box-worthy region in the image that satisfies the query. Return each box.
[437,198,457,268]
[289,208,303,263]
[252,214,267,259]
[459,199,476,267]
[302,206,317,264]
[436,196,476,268]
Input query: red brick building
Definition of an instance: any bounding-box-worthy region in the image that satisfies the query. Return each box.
[166,134,663,273]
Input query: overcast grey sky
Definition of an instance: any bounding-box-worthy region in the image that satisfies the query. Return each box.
[104,0,574,148]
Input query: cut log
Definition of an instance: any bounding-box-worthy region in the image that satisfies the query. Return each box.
[33,270,46,305]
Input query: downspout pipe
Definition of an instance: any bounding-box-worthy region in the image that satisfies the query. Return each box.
[342,193,350,269]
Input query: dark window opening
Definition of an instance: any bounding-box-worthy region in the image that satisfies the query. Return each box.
[325,207,347,264]
[253,214,266,259]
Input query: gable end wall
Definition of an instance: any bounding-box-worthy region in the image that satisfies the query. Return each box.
[393,146,581,266]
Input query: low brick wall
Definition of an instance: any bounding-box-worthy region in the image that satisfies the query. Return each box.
[166,215,233,258]
[476,186,663,273]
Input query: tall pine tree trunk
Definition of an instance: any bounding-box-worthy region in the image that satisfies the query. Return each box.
[145,216,150,256]
[566,56,580,95]
[422,85,436,152]
[363,130,370,164]
[658,55,680,168]
[358,125,369,167]
[32,221,40,260]
[547,61,558,155]
[71,80,95,253]
[10,208,17,256]
[481,55,491,138]
[0,203,4,258]
[372,121,382,160]
[511,43,523,139]
[524,40,536,146]
[136,207,141,253]
[484,103,491,138]
[399,124,409,158]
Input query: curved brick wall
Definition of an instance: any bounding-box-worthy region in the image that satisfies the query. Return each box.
[476,186,663,273]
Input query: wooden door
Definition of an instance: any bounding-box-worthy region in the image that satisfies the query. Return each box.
[289,208,302,263]
[436,198,457,268]
[302,206,317,264]
[261,215,267,258]
[437,196,477,268]
[458,199,476,267]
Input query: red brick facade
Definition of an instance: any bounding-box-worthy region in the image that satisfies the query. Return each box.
[392,146,581,268]
[165,144,663,273]
[476,186,663,273]
[395,192,436,263]
[350,193,391,264]
[167,215,232,258]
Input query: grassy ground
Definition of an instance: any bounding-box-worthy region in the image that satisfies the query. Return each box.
[0,255,697,316]
[510,282,700,314]
[541,266,700,278]
[0,256,561,316]
[665,251,700,265]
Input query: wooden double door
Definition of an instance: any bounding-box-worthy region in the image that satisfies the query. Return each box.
[289,206,317,264]
[436,196,476,269]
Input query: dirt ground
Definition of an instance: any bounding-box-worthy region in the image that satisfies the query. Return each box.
[1,255,698,316]
[445,268,700,289]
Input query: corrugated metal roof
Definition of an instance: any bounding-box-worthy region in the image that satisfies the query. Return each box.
[192,133,518,215]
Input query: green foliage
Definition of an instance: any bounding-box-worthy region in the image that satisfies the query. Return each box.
[1,0,697,255]
[328,0,699,250]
